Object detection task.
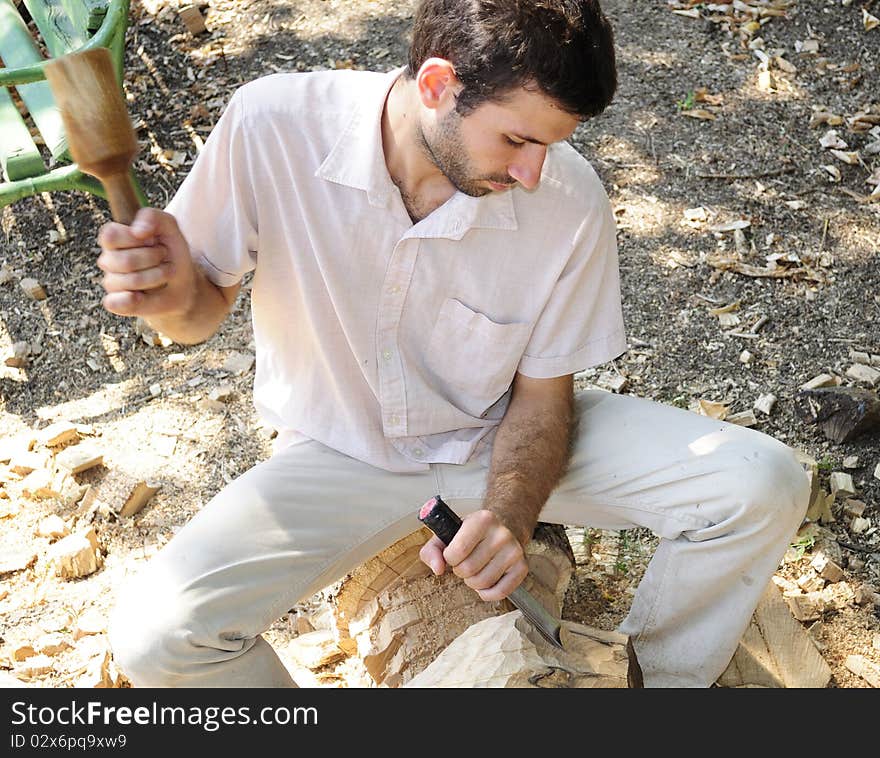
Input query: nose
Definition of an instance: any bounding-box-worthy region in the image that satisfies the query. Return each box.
[508,144,547,190]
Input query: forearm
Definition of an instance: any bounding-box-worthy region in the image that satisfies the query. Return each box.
[484,380,575,546]
[144,268,234,345]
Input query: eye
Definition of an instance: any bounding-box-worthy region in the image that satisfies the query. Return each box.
[504,136,525,147]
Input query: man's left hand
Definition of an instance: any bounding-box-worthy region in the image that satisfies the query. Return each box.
[419,509,529,601]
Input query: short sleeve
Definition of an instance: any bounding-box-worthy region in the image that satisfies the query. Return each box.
[517,195,626,378]
[165,88,258,287]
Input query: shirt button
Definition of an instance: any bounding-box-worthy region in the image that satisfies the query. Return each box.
[390,285,401,294]
[390,414,399,425]
[382,349,392,361]
[413,448,424,457]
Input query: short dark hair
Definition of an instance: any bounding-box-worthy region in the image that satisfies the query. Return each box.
[406,0,617,119]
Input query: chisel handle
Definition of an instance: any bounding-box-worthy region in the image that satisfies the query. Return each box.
[418,495,462,546]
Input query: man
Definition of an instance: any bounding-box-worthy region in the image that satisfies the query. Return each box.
[101,0,809,687]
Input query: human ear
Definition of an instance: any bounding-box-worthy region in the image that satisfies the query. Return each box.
[415,58,462,111]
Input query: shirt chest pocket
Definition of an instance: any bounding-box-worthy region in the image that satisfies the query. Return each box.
[425,298,532,418]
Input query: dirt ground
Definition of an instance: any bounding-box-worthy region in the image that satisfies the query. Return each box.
[1,0,879,688]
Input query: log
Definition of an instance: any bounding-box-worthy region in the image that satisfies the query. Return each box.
[403,611,629,688]
[330,522,576,687]
[795,386,880,442]
[716,581,831,688]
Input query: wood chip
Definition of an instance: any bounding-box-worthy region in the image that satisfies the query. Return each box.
[10,450,50,475]
[36,421,79,447]
[12,644,36,662]
[208,384,235,402]
[179,4,208,35]
[14,654,53,679]
[596,372,628,393]
[726,410,757,427]
[846,363,880,386]
[829,149,860,165]
[118,480,161,518]
[35,514,70,540]
[49,528,102,580]
[801,373,839,389]
[0,432,36,463]
[222,351,255,375]
[285,629,347,670]
[845,655,880,687]
[87,470,160,518]
[810,553,844,583]
[855,584,880,606]
[36,632,72,657]
[4,341,30,367]
[0,550,37,576]
[796,572,825,592]
[850,517,870,534]
[754,393,777,415]
[19,277,46,300]
[693,398,728,420]
[784,592,822,622]
[55,443,104,475]
[844,499,866,518]
[21,469,73,500]
[830,472,855,498]
[73,609,107,640]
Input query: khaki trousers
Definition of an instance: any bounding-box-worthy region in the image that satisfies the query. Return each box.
[108,390,810,687]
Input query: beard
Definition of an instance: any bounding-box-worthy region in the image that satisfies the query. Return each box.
[418,109,512,197]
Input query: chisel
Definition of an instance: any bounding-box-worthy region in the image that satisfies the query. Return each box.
[419,494,565,650]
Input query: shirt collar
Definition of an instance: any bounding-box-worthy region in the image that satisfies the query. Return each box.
[315,67,518,237]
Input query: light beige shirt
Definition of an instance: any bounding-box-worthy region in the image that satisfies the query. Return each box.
[166,67,626,472]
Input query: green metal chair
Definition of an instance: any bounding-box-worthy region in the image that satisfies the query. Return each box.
[0,0,148,210]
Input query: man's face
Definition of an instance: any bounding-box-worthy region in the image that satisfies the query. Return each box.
[420,86,581,197]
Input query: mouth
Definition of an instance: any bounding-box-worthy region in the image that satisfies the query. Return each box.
[487,180,515,191]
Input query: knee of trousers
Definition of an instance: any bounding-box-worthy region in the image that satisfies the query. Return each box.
[709,433,811,537]
[107,572,218,687]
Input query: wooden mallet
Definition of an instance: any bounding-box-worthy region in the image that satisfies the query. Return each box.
[44,47,141,224]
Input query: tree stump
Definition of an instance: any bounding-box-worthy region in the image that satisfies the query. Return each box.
[795,385,880,442]
[330,522,578,687]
